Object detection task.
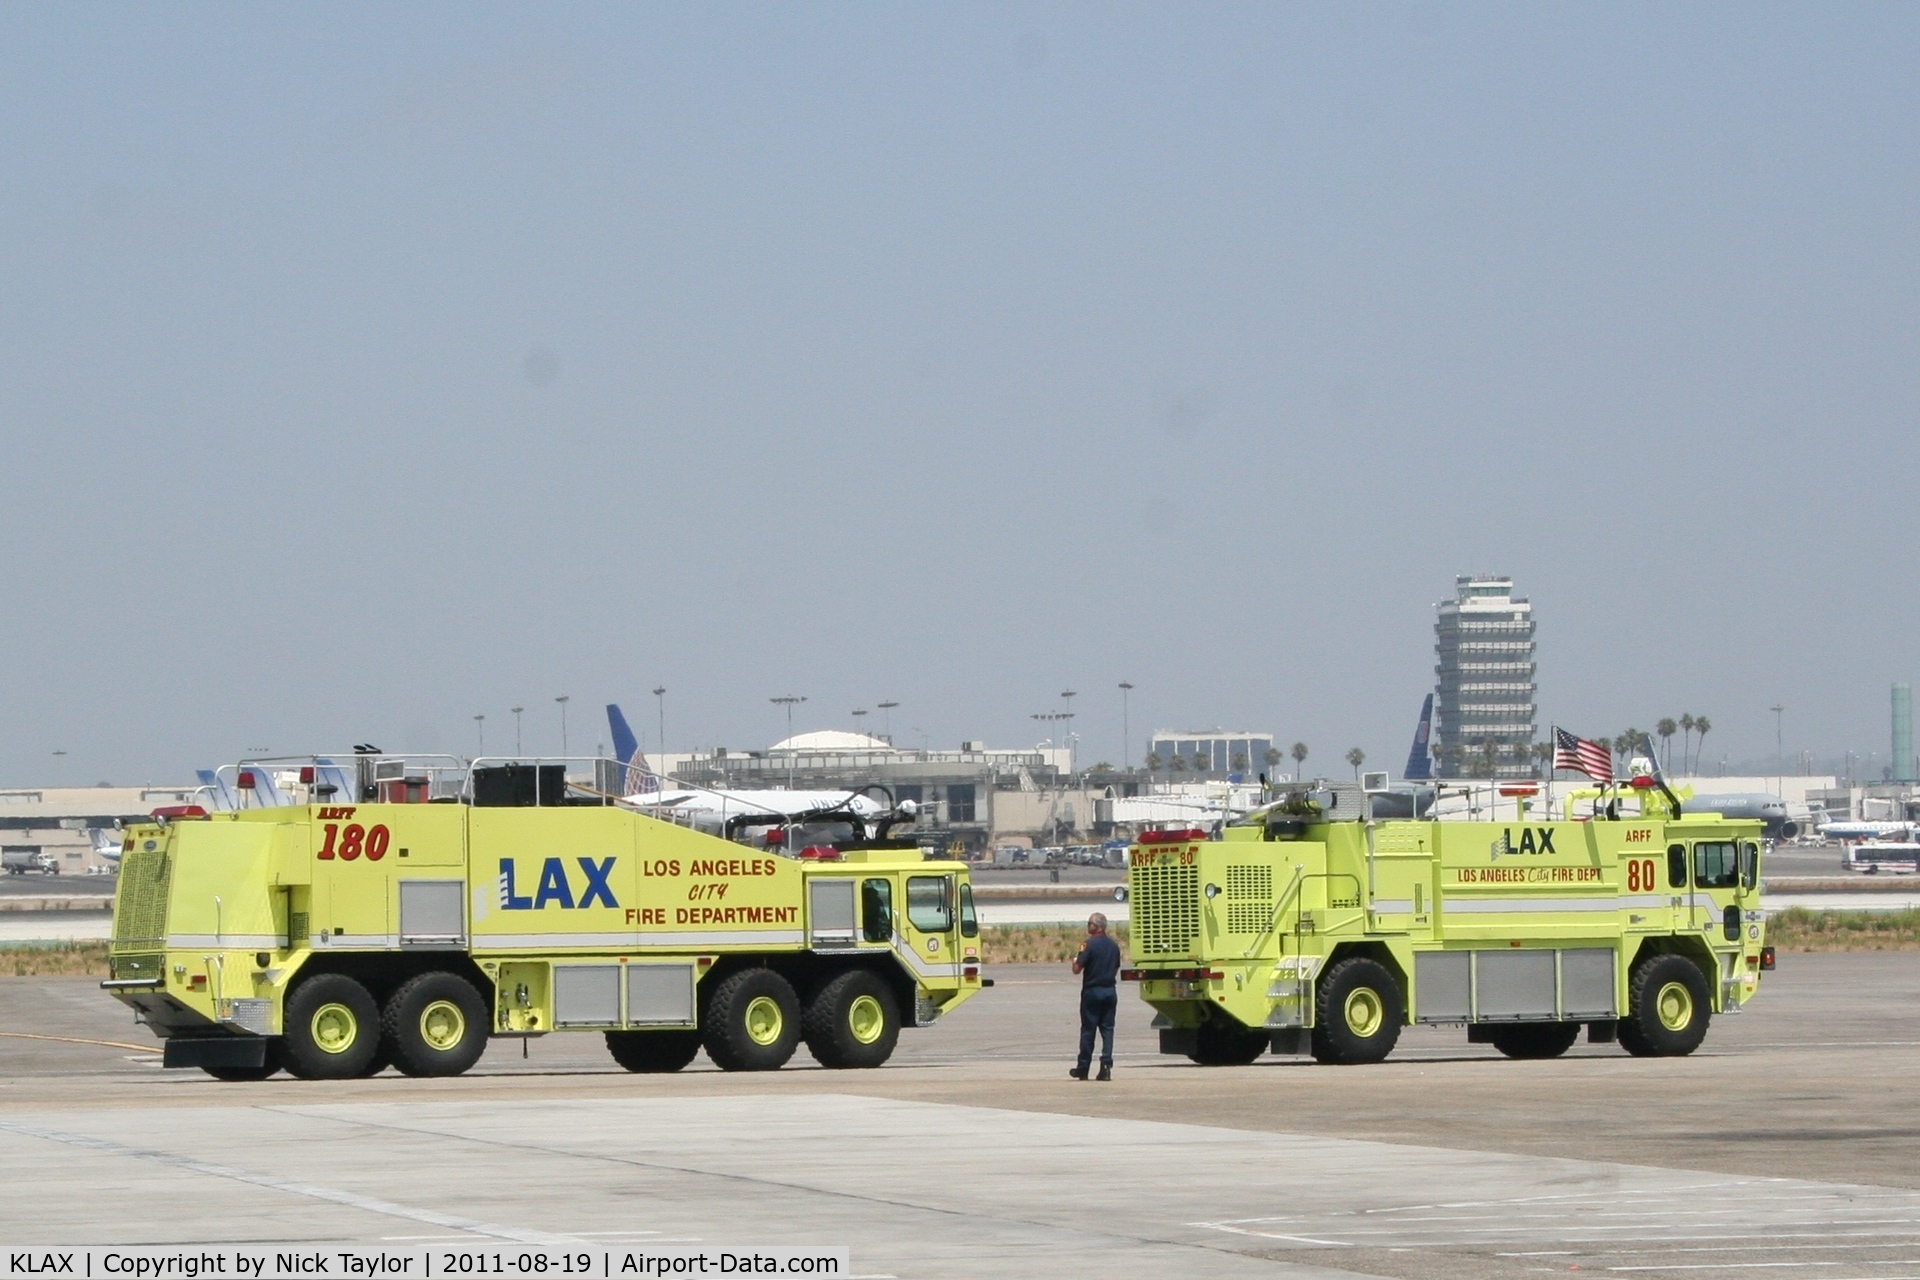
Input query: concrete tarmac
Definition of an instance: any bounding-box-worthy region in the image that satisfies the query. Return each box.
[4,953,1920,1277]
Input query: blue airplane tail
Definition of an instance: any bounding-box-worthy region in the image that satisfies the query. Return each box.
[1403,694,1434,781]
[606,703,660,795]
[607,703,640,766]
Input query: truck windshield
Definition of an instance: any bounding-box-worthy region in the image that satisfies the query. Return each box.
[907,876,952,932]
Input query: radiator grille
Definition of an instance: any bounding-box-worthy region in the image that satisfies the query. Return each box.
[112,846,171,951]
[1225,863,1274,934]
[1131,862,1199,956]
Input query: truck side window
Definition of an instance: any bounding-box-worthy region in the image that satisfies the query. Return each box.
[861,878,892,943]
[958,883,978,938]
[1694,841,1738,889]
[1667,844,1688,888]
[1739,841,1760,891]
[906,875,952,932]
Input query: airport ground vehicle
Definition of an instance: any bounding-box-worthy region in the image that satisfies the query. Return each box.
[105,755,986,1081]
[1124,782,1773,1065]
[3,848,59,875]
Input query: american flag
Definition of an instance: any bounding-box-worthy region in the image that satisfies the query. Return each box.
[1553,727,1614,785]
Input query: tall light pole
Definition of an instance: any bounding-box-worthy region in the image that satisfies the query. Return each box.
[1032,711,1074,776]
[1118,682,1134,771]
[652,686,667,758]
[1060,692,1078,776]
[511,707,524,757]
[1771,704,1785,798]
[556,695,571,755]
[852,708,869,735]
[771,695,806,788]
[473,714,485,755]
[877,700,899,743]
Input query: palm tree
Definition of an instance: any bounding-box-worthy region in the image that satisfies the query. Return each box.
[1291,742,1308,780]
[1229,751,1249,775]
[1693,717,1711,774]
[1679,713,1697,773]
[1346,747,1366,778]
[1481,736,1501,778]
[1144,751,1162,785]
[1263,746,1282,776]
[1532,741,1554,777]
[1656,718,1678,770]
[1615,730,1638,774]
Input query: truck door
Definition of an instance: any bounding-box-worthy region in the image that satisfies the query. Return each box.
[901,873,960,988]
[1691,839,1743,1005]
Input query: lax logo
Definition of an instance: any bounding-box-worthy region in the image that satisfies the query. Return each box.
[498,856,620,910]
[1489,827,1558,861]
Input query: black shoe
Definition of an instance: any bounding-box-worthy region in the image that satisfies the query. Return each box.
[1096,1065,1111,1081]
[1069,1067,1088,1080]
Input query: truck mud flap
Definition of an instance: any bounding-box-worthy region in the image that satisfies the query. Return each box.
[1158,1028,1197,1056]
[1267,1028,1310,1056]
[163,1038,268,1070]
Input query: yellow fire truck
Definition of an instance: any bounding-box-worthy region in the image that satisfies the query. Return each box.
[105,756,986,1080]
[1123,780,1774,1064]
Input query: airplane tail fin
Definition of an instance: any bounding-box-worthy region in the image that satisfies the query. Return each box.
[607,703,660,796]
[607,704,640,766]
[1403,694,1434,781]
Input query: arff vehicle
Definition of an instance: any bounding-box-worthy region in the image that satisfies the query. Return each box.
[105,755,986,1080]
[1124,780,1773,1065]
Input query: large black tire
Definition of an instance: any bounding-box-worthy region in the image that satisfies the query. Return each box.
[1618,954,1711,1057]
[383,972,490,1078]
[803,970,901,1069]
[702,969,801,1071]
[606,1029,703,1073]
[1311,957,1404,1065]
[282,974,381,1079]
[1488,1022,1582,1060]
[202,1043,284,1082]
[1188,1016,1269,1066]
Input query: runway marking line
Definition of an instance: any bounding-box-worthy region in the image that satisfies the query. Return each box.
[0,1030,158,1052]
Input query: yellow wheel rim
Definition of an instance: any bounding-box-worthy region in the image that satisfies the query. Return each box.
[310,1002,358,1055]
[744,995,784,1046]
[419,999,466,1052]
[1344,987,1384,1038]
[1656,980,1694,1032]
[847,994,885,1045]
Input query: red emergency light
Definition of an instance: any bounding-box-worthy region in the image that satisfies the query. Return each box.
[150,805,208,821]
[797,845,842,861]
[1139,828,1206,845]
[299,766,316,784]
[1498,784,1539,797]
[1628,775,1657,790]
[236,771,256,790]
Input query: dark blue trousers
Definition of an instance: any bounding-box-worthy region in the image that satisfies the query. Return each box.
[1078,985,1117,1071]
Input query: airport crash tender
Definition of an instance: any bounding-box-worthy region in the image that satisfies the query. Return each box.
[1124,781,1773,1064]
[104,757,986,1079]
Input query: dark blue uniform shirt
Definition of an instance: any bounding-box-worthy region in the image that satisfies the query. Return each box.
[1078,933,1121,989]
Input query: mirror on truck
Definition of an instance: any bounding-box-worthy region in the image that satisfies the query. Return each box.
[1739,840,1760,891]
[959,882,978,938]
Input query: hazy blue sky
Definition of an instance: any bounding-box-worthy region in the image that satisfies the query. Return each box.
[3,5,1917,785]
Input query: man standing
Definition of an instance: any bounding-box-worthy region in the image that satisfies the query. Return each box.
[1070,911,1121,1081]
